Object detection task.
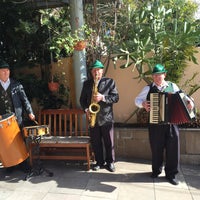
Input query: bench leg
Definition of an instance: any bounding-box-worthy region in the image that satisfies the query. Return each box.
[90,144,95,162]
[86,144,90,171]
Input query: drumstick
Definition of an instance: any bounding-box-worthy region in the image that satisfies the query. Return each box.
[34,120,39,125]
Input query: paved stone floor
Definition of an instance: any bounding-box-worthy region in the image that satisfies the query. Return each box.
[0,158,199,200]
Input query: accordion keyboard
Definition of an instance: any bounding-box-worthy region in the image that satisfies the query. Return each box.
[150,93,160,123]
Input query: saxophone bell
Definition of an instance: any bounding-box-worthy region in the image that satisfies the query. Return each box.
[89,103,100,127]
[89,103,100,114]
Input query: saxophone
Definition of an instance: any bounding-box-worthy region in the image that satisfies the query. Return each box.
[89,75,100,127]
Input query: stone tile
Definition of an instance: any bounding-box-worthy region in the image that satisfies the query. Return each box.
[83,178,119,199]
[181,164,200,190]
[155,186,193,200]
[115,160,152,173]
[181,164,200,176]
[42,193,81,200]
[0,160,198,200]
[118,182,155,200]
[50,176,88,195]
[153,174,188,190]
[184,175,200,190]
[190,190,200,200]
[0,189,13,200]
[81,196,113,200]
[5,191,46,200]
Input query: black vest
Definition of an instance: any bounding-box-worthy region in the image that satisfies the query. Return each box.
[147,81,174,100]
[0,84,14,115]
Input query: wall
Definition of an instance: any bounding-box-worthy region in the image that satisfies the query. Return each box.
[106,48,200,123]
[114,127,200,165]
[15,48,200,123]
[51,58,76,108]
[14,57,75,117]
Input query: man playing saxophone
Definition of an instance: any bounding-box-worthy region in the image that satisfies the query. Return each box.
[80,60,119,172]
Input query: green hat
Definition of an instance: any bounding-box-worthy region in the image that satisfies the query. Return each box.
[0,59,9,69]
[90,60,104,69]
[152,64,167,74]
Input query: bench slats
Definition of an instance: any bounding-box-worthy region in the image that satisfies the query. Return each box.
[29,109,91,170]
[38,109,89,137]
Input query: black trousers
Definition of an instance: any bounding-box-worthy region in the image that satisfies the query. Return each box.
[90,123,115,165]
[148,124,180,178]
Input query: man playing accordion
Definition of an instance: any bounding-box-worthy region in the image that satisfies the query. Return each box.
[135,64,194,185]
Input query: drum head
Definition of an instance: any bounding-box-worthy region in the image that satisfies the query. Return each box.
[0,113,14,121]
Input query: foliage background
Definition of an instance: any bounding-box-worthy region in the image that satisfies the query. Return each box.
[0,0,200,119]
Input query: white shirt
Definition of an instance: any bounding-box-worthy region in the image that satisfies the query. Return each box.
[0,78,10,91]
[135,81,180,108]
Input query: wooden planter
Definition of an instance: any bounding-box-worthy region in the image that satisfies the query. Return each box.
[74,40,87,51]
[48,82,59,92]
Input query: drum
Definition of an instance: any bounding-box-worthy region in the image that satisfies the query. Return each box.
[0,113,29,167]
[23,125,49,138]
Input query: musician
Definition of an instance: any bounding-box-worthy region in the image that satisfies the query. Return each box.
[80,60,119,172]
[0,59,35,172]
[135,64,194,185]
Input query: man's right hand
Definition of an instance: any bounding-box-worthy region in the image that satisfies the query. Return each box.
[142,101,151,112]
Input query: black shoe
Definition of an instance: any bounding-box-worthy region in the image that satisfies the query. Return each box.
[166,176,179,185]
[18,161,31,173]
[93,165,100,171]
[107,163,115,172]
[93,164,104,171]
[150,173,159,178]
[5,166,15,174]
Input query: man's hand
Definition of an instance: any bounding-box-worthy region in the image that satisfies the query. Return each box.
[187,100,194,110]
[142,101,151,112]
[28,113,35,121]
[93,92,104,103]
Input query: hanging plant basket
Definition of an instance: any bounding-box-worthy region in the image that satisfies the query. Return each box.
[74,40,87,51]
[48,82,59,92]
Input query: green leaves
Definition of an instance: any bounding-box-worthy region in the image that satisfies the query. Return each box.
[114,0,200,85]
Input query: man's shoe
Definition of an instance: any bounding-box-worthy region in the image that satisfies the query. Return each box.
[93,165,101,171]
[107,163,115,172]
[150,173,159,178]
[166,177,179,185]
[5,166,15,174]
[18,161,31,173]
[93,163,104,171]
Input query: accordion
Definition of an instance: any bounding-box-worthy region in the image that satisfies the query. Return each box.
[149,92,195,124]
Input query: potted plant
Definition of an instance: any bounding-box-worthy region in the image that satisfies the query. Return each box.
[74,40,87,51]
[48,74,59,92]
[72,24,94,51]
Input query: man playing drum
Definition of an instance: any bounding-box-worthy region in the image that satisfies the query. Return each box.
[0,59,35,173]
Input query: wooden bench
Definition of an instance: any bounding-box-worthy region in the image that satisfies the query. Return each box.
[28,109,91,170]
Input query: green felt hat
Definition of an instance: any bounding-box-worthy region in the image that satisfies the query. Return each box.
[152,64,167,74]
[90,60,104,69]
[0,59,9,69]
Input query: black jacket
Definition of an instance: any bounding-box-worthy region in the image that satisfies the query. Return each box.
[10,78,33,126]
[80,77,119,126]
